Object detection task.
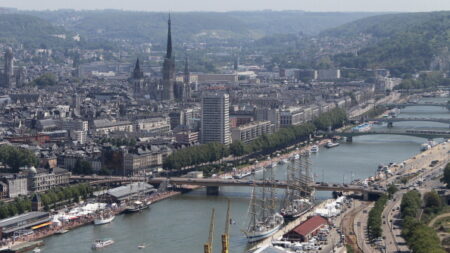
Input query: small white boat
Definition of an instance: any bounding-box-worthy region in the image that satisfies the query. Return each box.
[310,145,319,153]
[138,244,147,249]
[33,248,41,253]
[55,229,69,234]
[325,141,340,148]
[92,239,114,249]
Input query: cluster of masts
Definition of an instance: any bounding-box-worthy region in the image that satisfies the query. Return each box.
[245,152,314,243]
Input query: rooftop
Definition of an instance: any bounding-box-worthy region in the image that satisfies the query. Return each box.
[107,182,155,199]
[0,211,49,228]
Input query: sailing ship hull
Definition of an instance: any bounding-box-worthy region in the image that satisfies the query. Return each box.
[281,207,311,221]
[94,216,115,225]
[124,203,151,213]
[246,222,283,243]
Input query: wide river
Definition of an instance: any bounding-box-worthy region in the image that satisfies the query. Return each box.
[41,97,449,253]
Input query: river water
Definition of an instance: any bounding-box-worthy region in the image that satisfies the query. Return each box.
[41,98,449,253]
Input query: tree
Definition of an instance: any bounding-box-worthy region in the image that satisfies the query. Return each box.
[424,191,442,213]
[387,184,399,198]
[73,160,93,175]
[442,163,450,188]
[0,145,39,172]
[30,73,57,87]
[229,141,246,156]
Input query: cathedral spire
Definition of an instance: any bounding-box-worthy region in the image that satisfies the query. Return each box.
[132,58,143,79]
[183,55,190,84]
[166,14,173,59]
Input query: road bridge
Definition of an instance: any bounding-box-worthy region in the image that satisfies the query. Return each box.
[71,176,384,200]
[337,129,450,140]
[371,117,450,125]
[384,103,449,109]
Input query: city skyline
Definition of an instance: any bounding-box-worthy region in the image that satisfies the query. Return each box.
[1,0,450,12]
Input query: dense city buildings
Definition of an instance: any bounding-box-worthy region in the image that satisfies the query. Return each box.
[0,6,447,253]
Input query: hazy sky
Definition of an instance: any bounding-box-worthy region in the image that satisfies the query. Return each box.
[1,0,450,12]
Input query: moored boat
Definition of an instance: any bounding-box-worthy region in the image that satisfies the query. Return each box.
[245,166,284,243]
[94,212,115,225]
[281,199,312,220]
[244,213,284,243]
[325,141,339,148]
[125,200,152,213]
[310,145,319,153]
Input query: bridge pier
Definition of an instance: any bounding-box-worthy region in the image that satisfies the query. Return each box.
[346,136,353,143]
[363,192,369,201]
[387,122,393,128]
[206,186,220,195]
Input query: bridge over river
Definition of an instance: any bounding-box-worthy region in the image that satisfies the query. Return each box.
[71,175,384,200]
[371,117,450,125]
[384,102,449,109]
[336,128,450,140]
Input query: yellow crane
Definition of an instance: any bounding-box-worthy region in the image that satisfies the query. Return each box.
[204,208,215,253]
[221,200,231,253]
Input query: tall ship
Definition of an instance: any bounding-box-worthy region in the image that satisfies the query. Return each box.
[280,153,314,221]
[124,199,152,213]
[244,166,284,243]
[94,211,115,225]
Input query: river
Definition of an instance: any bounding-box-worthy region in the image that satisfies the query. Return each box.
[40,97,449,253]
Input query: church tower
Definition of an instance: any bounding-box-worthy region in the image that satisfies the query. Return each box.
[162,15,175,101]
[132,58,145,96]
[183,56,191,101]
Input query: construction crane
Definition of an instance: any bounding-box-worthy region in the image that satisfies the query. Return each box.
[204,208,215,253]
[221,200,231,253]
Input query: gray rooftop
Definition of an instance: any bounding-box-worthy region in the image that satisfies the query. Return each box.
[107,182,154,199]
[0,211,49,228]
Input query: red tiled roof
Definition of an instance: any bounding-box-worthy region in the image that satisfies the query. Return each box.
[291,215,328,237]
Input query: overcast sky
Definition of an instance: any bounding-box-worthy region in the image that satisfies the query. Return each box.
[1,0,450,12]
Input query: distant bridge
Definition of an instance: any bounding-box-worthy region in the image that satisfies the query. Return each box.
[371,117,450,125]
[337,129,450,139]
[71,175,384,199]
[384,103,449,109]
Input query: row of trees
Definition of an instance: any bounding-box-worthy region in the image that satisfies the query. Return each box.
[0,145,39,172]
[97,137,137,147]
[40,183,93,211]
[313,108,347,131]
[164,108,347,170]
[0,197,32,219]
[0,183,92,219]
[396,72,450,90]
[163,142,228,171]
[367,194,388,240]
[400,190,445,253]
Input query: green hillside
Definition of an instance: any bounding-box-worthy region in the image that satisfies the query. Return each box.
[328,12,450,76]
[25,10,379,44]
[0,14,76,48]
